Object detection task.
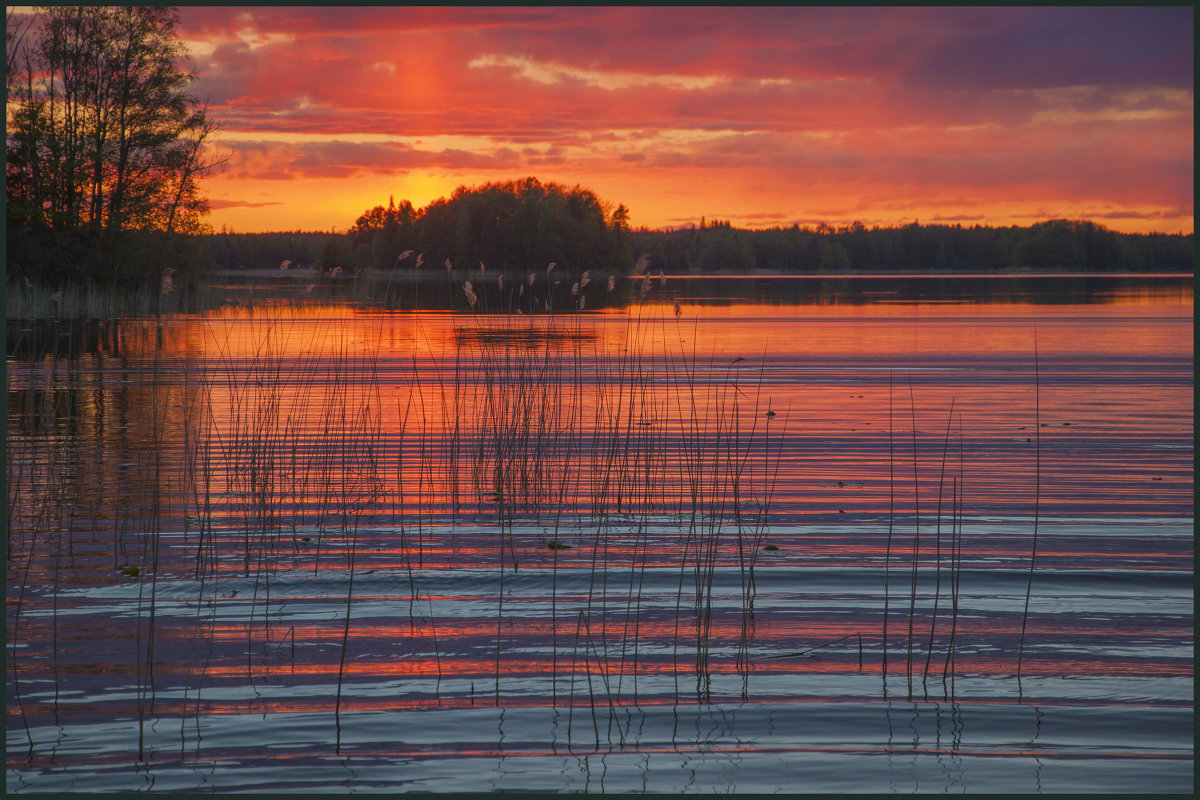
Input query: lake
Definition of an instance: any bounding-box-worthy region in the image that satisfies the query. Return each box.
[6,273,1193,793]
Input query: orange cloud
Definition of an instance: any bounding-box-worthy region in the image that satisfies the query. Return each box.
[179,6,1194,234]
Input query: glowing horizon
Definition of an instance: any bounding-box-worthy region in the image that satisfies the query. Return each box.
[161,6,1192,235]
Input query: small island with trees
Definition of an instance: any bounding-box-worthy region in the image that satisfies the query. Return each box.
[328,184,1193,277]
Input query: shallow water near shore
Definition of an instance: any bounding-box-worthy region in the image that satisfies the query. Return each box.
[7,274,1193,793]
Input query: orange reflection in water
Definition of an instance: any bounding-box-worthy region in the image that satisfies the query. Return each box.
[159,298,1192,528]
[5,293,1191,767]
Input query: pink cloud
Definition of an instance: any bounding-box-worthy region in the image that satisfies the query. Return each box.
[171,6,1192,233]
[219,140,526,180]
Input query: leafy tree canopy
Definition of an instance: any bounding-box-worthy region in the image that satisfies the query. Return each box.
[6,5,223,284]
[345,177,633,274]
[328,184,1191,279]
[628,218,1192,274]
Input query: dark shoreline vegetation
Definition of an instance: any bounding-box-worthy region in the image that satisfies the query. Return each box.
[8,177,1195,319]
[6,7,222,289]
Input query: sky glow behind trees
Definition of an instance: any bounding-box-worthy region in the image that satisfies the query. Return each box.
[167,6,1192,235]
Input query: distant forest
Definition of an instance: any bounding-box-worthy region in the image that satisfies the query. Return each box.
[199,216,1194,277]
[627,217,1194,275]
[199,182,1193,276]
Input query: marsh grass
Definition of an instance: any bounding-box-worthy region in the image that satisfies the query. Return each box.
[6,278,218,322]
[5,274,1048,764]
[1017,330,1041,695]
[422,290,792,706]
[874,372,979,702]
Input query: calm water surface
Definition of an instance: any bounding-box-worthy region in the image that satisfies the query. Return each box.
[6,275,1193,793]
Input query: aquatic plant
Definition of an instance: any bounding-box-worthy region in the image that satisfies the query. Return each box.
[1017,330,1041,692]
[5,276,1063,771]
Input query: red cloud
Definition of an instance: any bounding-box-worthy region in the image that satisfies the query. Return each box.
[219,140,527,180]
[174,7,1192,233]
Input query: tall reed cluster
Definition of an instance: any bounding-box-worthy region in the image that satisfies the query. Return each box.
[6,276,1049,763]
[878,379,967,702]
[397,293,790,711]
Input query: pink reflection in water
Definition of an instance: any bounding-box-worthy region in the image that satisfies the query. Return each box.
[6,292,1192,786]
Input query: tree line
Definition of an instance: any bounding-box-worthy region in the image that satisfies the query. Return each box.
[332,199,1190,277]
[6,6,223,285]
[629,218,1193,274]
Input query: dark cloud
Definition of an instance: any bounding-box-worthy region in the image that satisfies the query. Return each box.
[181,6,1192,142]
[183,7,1195,97]
[1087,207,1192,221]
[207,198,284,210]
[221,139,532,180]
[902,7,1193,91]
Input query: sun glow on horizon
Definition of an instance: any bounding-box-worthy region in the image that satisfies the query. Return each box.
[204,168,1195,237]
[173,6,1192,236]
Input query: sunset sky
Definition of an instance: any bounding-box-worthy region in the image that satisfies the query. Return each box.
[173,6,1194,235]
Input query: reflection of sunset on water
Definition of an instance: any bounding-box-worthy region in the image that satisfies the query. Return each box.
[6,285,1192,792]
[160,299,1192,523]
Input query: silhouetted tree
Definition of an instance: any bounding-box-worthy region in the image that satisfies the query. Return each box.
[345,177,634,275]
[6,6,222,284]
[631,218,1190,274]
[346,181,1191,279]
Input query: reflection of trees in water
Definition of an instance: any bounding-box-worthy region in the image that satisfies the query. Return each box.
[660,274,1194,307]
[236,271,1194,313]
[6,318,205,569]
[6,318,125,360]
[7,319,208,760]
[4,301,1191,791]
